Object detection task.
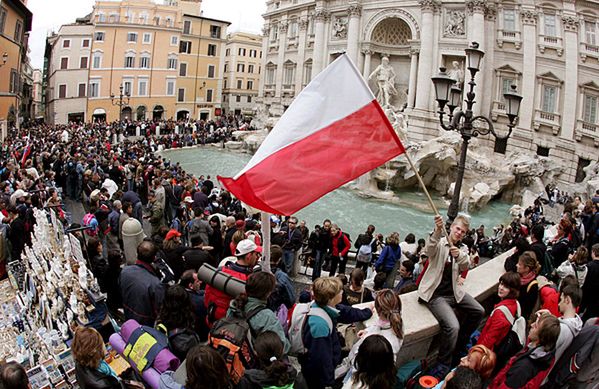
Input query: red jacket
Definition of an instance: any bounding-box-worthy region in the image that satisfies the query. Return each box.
[331,231,350,257]
[489,345,554,389]
[204,262,252,326]
[539,285,560,317]
[477,298,518,351]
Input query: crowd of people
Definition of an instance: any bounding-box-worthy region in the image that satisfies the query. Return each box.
[0,119,598,389]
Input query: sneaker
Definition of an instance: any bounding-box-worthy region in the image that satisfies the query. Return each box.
[426,362,450,381]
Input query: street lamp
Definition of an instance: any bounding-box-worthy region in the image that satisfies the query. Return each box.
[111,85,130,120]
[0,52,8,67]
[431,41,522,227]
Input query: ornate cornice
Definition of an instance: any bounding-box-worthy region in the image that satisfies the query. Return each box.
[521,10,538,25]
[361,49,373,55]
[314,8,330,22]
[419,0,441,13]
[562,16,579,32]
[299,17,309,31]
[262,25,270,35]
[485,4,497,21]
[410,48,420,56]
[278,20,288,33]
[348,5,362,17]
[466,0,486,15]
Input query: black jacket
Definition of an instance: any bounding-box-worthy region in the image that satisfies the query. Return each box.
[75,363,123,389]
[119,262,165,326]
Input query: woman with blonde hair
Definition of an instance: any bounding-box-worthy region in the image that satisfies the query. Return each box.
[374,232,402,288]
[72,327,122,389]
[556,246,588,287]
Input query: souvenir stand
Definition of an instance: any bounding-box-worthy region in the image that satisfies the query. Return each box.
[0,208,126,388]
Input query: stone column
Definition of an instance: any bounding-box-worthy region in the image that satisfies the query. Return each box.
[275,20,288,98]
[362,49,372,79]
[519,9,538,131]
[561,15,579,140]
[295,17,309,92]
[258,24,270,98]
[466,0,486,115]
[414,0,439,111]
[312,9,329,76]
[346,5,361,65]
[408,48,419,109]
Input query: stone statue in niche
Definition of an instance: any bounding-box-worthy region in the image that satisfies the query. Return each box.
[368,56,398,108]
[447,60,465,88]
[332,17,347,39]
[444,10,465,37]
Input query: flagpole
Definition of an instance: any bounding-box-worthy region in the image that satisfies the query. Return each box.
[260,212,272,273]
[402,150,452,244]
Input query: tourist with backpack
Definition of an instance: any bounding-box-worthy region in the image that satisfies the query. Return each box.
[548,219,573,269]
[516,251,541,322]
[237,331,306,389]
[374,232,402,288]
[295,277,372,389]
[477,272,525,371]
[556,246,589,287]
[489,312,561,389]
[159,345,232,389]
[204,239,261,326]
[341,269,374,306]
[354,225,377,272]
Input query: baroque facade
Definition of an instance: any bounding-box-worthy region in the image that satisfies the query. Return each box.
[259,0,599,184]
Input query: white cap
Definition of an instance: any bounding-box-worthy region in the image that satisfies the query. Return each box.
[235,239,263,256]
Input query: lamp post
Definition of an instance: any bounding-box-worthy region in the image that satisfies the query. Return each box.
[0,52,8,67]
[111,85,130,121]
[431,42,522,228]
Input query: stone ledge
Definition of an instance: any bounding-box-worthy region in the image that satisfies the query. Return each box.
[355,248,513,365]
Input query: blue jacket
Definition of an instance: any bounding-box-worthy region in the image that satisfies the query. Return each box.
[119,261,165,326]
[300,303,372,388]
[375,244,401,272]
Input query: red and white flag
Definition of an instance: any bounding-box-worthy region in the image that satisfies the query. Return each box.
[218,54,405,215]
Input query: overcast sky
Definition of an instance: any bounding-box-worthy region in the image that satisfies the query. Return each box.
[27,0,266,69]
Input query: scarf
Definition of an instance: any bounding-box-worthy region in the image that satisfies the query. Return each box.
[520,271,536,286]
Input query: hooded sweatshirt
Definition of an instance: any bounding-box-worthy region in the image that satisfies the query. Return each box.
[540,314,583,385]
[490,344,555,389]
[237,364,300,389]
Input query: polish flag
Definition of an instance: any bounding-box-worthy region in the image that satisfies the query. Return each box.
[218,54,405,216]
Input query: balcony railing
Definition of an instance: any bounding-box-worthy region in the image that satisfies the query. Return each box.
[575,119,599,143]
[497,29,521,49]
[538,35,563,55]
[534,109,561,134]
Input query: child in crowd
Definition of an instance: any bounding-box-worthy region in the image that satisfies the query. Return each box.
[342,335,397,389]
[342,269,374,306]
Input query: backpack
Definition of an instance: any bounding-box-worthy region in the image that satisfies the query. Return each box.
[208,306,266,384]
[493,302,526,370]
[356,237,375,263]
[82,213,98,237]
[123,325,172,372]
[541,250,556,277]
[545,324,599,388]
[288,303,333,356]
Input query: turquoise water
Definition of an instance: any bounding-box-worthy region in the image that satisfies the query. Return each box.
[162,147,512,241]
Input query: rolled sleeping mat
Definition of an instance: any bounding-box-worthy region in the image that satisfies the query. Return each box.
[197,263,246,297]
[109,333,162,389]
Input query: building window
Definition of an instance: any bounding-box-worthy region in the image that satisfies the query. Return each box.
[226,48,230,56]
[248,64,254,73]
[109,13,119,23]
[247,80,253,90]
[139,55,150,68]
[238,48,246,56]
[266,64,276,85]
[247,95,252,103]
[78,83,86,97]
[288,20,298,38]
[92,52,102,69]
[9,69,17,93]
[237,79,242,89]
[95,32,105,41]
[536,146,550,157]
[0,8,7,34]
[503,9,516,32]
[208,44,217,56]
[167,57,178,69]
[179,40,192,54]
[89,80,100,97]
[127,32,138,42]
[171,35,178,46]
[542,85,557,113]
[283,62,296,86]
[154,16,161,26]
[270,24,279,41]
[237,63,245,72]
[494,138,507,154]
[98,13,106,23]
[178,88,185,102]
[60,57,69,70]
[236,95,241,102]
[166,79,175,95]
[63,39,71,48]
[139,13,148,24]
[138,79,148,96]
[124,54,135,68]
[82,39,90,48]
[183,20,192,34]
[224,63,228,72]
[208,65,215,78]
[224,79,227,89]
[180,63,187,77]
[544,14,557,37]
[58,84,67,98]
[80,56,88,69]
[14,20,22,42]
[210,25,221,38]
[583,94,597,123]
[586,21,597,45]
[575,157,591,183]
[123,81,132,95]
[143,33,151,43]
[206,89,213,102]
[166,17,173,27]
[303,60,312,85]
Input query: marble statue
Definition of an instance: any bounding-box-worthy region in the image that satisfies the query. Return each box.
[369,56,398,108]
[447,60,464,88]
[444,10,465,37]
[332,17,347,39]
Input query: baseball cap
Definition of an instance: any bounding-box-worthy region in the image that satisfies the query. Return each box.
[165,229,182,241]
[235,239,262,256]
[184,196,193,203]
